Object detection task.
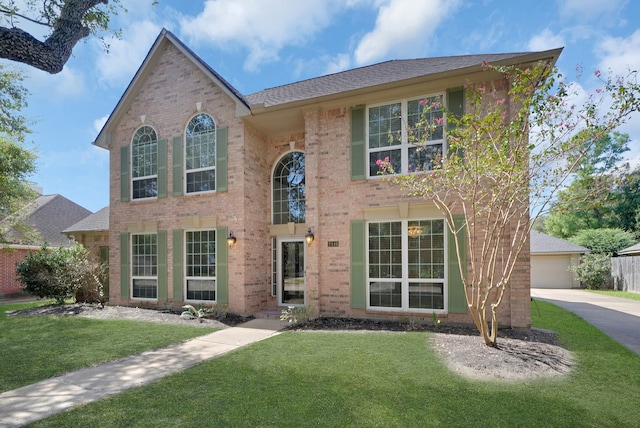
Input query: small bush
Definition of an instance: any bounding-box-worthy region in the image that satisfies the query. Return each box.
[16,242,103,304]
[570,253,611,289]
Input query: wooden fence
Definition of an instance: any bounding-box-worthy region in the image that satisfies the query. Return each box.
[611,256,640,293]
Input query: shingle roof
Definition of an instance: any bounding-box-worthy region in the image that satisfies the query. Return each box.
[11,195,93,246]
[246,52,543,108]
[617,243,640,256]
[63,206,109,233]
[530,230,590,255]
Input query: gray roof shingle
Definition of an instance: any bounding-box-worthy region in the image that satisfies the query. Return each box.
[12,195,93,246]
[246,52,541,108]
[63,206,109,233]
[530,230,590,254]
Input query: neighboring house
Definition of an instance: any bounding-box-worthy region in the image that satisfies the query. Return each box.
[0,194,92,299]
[530,230,589,289]
[94,28,562,327]
[63,206,109,261]
[617,243,640,256]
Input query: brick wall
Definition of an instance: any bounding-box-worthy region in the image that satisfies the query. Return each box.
[0,248,29,297]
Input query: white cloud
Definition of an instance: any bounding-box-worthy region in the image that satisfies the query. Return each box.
[354,0,462,66]
[528,29,566,52]
[596,29,640,75]
[179,0,338,72]
[558,0,628,22]
[27,65,86,100]
[95,20,162,86]
[93,115,109,135]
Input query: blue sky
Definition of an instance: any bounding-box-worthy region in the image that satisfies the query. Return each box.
[9,0,640,212]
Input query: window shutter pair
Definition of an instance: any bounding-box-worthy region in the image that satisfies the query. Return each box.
[348,217,467,313]
[171,227,229,304]
[119,140,168,201]
[121,129,229,200]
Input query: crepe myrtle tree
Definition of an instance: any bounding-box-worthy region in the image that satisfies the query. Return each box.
[0,0,127,74]
[378,62,640,347]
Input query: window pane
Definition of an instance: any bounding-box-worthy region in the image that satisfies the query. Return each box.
[131,233,157,299]
[408,144,442,173]
[369,149,401,177]
[409,282,444,309]
[186,114,216,194]
[132,177,158,199]
[368,103,401,149]
[369,281,402,308]
[132,126,158,178]
[187,279,216,301]
[272,152,305,224]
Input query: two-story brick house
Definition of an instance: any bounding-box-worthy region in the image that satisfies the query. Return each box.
[94,29,561,327]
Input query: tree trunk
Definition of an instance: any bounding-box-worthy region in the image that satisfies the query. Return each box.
[0,0,107,74]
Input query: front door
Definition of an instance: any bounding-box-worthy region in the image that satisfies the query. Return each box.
[278,238,305,305]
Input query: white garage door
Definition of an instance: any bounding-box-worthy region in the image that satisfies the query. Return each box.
[531,255,580,289]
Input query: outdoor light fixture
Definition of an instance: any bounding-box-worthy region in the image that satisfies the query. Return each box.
[305,228,315,246]
[227,231,236,248]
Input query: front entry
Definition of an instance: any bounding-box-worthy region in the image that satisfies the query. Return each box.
[278,238,305,306]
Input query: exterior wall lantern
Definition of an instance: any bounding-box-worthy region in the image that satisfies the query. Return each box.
[227,231,237,248]
[305,228,315,246]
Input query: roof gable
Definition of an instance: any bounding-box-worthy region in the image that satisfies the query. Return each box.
[93,28,250,149]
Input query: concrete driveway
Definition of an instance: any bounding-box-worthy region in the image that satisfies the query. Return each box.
[531,288,640,356]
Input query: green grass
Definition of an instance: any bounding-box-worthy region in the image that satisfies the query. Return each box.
[586,289,640,301]
[32,301,640,427]
[0,301,217,393]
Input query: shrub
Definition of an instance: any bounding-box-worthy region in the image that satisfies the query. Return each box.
[569,228,635,255]
[570,253,611,289]
[16,242,103,304]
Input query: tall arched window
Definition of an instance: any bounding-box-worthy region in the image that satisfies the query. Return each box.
[131,125,158,199]
[273,151,305,224]
[185,113,216,193]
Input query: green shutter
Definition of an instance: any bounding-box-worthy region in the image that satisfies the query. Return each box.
[157,230,168,301]
[120,146,130,202]
[120,233,129,299]
[350,220,366,308]
[172,229,184,301]
[157,139,168,198]
[216,127,228,192]
[216,226,229,304]
[448,215,468,313]
[350,106,366,181]
[172,136,183,196]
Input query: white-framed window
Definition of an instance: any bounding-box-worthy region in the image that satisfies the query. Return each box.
[131,233,157,299]
[272,151,305,224]
[131,126,158,199]
[185,113,216,194]
[367,94,444,177]
[185,229,216,302]
[367,219,446,311]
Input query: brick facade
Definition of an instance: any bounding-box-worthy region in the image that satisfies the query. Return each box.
[98,30,550,328]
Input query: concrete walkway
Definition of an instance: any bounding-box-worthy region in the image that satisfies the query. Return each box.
[531,288,640,356]
[0,319,286,428]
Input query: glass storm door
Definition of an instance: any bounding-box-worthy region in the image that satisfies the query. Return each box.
[278,239,305,305]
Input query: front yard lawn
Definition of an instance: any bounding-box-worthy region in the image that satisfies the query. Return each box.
[31,301,640,427]
[0,301,217,393]
[587,289,640,302]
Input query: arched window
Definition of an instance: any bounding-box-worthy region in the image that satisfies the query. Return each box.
[131,125,158,199]
[272,151,305,224]
[185,113,216,193]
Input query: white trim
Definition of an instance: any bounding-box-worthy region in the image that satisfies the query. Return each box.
[183,228,217,304]
[131,125,160,201]
[276,237,306,307]
[271,150,306,225]
[366,92,446,178]
[365,218,448,313]
[184,112,217,196]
